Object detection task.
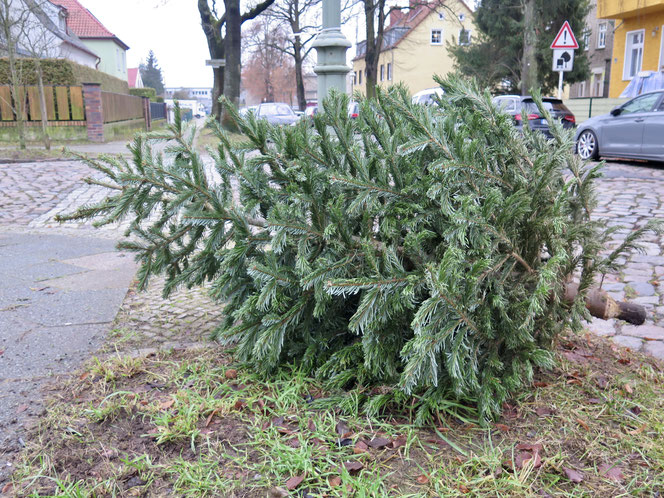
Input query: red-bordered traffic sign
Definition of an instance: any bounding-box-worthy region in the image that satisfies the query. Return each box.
[550,21,579,49]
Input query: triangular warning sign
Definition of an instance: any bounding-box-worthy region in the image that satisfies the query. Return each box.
[550,21,579,49]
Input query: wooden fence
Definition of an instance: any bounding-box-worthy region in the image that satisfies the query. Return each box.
[101,91,143,123]
[0,85,85,122]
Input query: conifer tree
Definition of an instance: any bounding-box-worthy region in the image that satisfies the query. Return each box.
[139,50,165,95]
[59,77,658,422]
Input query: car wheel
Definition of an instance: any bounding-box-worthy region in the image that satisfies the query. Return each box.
[577,130,598,160]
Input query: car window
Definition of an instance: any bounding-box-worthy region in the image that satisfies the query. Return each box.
[259,103,293,116]
[620,93,661,115]
[494,98,516,112]
[657,95,664,111]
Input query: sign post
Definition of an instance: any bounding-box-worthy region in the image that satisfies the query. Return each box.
[550,21,579,99]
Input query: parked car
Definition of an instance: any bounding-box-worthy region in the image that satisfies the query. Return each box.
[492,95,576,138]
[256,102,299,126]
[575,90,664,162]
[412,87,445,106]
[239,106,257,117]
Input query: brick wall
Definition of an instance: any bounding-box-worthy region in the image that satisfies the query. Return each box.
[82,82,103,142]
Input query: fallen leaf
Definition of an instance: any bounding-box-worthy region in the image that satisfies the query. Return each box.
[630,406,642,416]
[328,476,342,487]
[535,407,555,417]
[285,474,304,490]
[416,474,429,484]
[205,409,219,427]
[624,383,633,394]
[459,484,471,494]
[617,357,631,365]
[225,369,238,379]
[533,381,549,388]
[268,487,289,498]
[337,438,353,447]
[79,371,89,381]
[336,420,349,436]
[343,461,364,473]
[564,351,588,364]
[354,441,369,454]
[495,423,509,433]
[233,399,247,411]
[159,398,175,410]
[628,423,647,435]
[564,467,584,483]
[391,434,407,449]
[16,404,28,414]
[368,436,390,449]
[598,463,624,482]
[576,418,589,431]
[587,398,603,404]
[307,419,316,432]
[515,450,542,469]
[596,376,609,389]
[2,483,13,494]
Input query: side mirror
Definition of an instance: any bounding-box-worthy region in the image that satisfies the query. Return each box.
[610,107,622,116]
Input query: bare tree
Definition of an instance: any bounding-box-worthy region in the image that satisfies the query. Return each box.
[198,0,276,126]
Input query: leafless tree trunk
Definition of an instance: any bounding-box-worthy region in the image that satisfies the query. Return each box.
[35,60,50,150]
[0,0,27,149]
[521,0,538,95]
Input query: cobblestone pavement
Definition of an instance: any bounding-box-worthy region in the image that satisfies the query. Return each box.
[586,160,664,359]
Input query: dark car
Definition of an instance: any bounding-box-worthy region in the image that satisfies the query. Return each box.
[575,90,664,162]
[492,95,576,138]
[256,102,299,126]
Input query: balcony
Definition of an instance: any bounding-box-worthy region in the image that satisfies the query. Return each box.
[598,0,664,19]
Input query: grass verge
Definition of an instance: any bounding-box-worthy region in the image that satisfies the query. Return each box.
[5,332,664,497]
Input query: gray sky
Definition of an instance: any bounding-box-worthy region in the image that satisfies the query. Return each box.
[80,0,362,89]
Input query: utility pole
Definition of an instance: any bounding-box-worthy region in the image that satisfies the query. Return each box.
[312,0,351,101]
[521,0,538,95]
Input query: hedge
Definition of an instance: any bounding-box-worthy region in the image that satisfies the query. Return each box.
[0,58,129,94]
[130,87,158,101]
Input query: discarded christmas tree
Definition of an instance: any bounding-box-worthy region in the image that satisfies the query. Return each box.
[59,77,658,422]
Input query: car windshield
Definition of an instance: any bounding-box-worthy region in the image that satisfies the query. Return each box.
[522,100,570,114]
[260,103,293,116]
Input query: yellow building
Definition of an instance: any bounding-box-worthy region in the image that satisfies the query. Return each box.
[351,0,475,96]
[598,0,664,97]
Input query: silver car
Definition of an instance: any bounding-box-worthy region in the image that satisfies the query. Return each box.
[256,102,299,126]
[575,90,664,162]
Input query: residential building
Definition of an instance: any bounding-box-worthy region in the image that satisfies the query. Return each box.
[165,87,213,112]
[0,0,98,67]
[49,0,130,81]
[598,0,664,97]
[128,68,143,88]
[569,1,615,98]
[351,0,475,96]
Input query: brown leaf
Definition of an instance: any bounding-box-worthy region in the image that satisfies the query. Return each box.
[515,450,542,469]
[79,371,89,381]
[344,461,364,473]
[617,357,631,365]
[328,476,342,487]
[596,376,609,389]
[159,398,175,410]
[233,399,247,411]
[533,381,549,388]
[391,434,407,449]
[564,467,584,483]
[630,406,642,416]
[205,408,219,427]
[307,419,316,432]
[288,438,301,448]
[624,383,633,394]
[368,436,390,449]
[598,463,624,482]
[2,483,13,494]
[285,474,304,490]
[587,398,603,404]
[336,420,349,436]
[515,443,543,452]
[535,407,555,417]
[225,369,238,379]
[416,474,429,484]
[459,484,471,494]
[564,351,588,364]
[628,423,647,435]
[268,486,289,498]
[576,418,590,431]
[16,404,28,414]
[354,440,369,454]
[494,423,509,433]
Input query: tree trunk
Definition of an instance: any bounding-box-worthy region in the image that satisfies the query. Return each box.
[364,0,377,99]
[1,7,26,150]
[521,0,538,95]
[36,62,50,151]
[223,0,242,129]
[293,39,307,111]
[211,65,225,119]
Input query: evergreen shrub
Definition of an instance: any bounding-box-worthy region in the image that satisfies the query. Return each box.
[60,77,656,422]
[130,87,158,101]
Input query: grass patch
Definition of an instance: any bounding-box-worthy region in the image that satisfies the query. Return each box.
[6,333,664,496]
[195,123,245,154]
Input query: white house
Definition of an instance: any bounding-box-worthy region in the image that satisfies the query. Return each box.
[1,0,99,67]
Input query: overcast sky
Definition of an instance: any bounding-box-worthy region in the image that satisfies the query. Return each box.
[80,0,362,89]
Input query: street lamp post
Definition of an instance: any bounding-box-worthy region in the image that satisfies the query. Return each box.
[312,0,351,101]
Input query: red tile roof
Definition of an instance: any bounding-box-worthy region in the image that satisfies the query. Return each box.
[49,0,129,49]
[128,68,139,88]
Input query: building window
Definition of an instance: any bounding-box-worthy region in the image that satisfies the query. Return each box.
[459,29,471,46]
[458,13,465,21]
[353,71,357,85]
[578,81,586,97]
[431,29,442,45]
[387,62,392,81]
[380,64,384,81]
[597,23,607,49]
[623,29,644,80]
[358,70,362,85]
[582,31,590,51]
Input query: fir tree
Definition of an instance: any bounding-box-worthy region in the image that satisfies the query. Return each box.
[58,77,658,423]
[450,0,591,93]
[139,50,165,95]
